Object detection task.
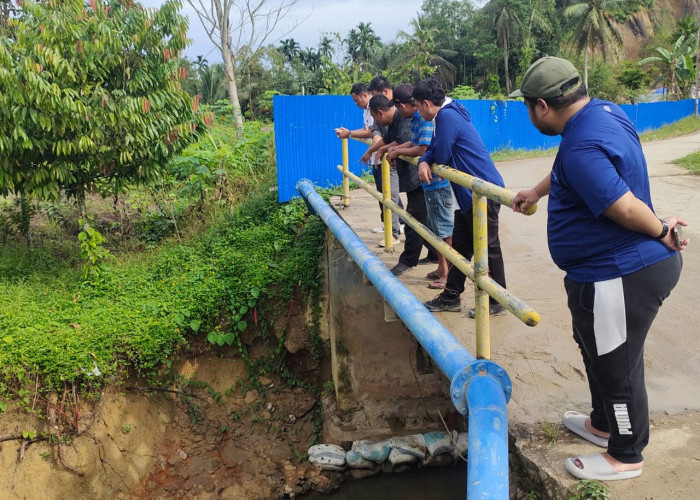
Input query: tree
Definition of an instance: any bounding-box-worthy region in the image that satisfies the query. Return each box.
[318,35,334,60]
[0,0,205,211]
[187,0,302,132]
[640,35,696,99]
[345,22,382,72]
[396,17,457,84]
[563,0,625,89]
[279,38,300,64]
[517,0,551,81]
[484,0,521,95]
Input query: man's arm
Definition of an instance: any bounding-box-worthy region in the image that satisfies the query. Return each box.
[604,192,688,250]
[388,143,427,161]
[512,174,550,213]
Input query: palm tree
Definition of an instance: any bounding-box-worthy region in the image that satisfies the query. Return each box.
[199,64,227,104]
[279,38,300,64]
[318,35,334,59]
[563,0,625,89]
[397,17,457,84]
[484,0,521,96]
[194,55,209,72]
[517,0,551,82]
[299,48,322,72]
[346,22,381,71]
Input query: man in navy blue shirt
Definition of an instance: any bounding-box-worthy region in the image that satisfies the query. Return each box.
[511,56,688,482]
[414,76,508,317]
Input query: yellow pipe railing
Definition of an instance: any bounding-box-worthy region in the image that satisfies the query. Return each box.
[338,136,540,359]
[341,138,350,207]
[381,156,394,251]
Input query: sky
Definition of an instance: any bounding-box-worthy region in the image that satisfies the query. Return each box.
[139,0,426,63]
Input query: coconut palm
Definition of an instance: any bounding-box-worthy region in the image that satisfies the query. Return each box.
[483,0,521,96]
[318,35,334,59]
[563,0,625,89]
[346,22,382,71]
[397,17,457,84]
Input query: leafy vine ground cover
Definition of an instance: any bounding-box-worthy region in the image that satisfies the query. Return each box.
[0,120,326,404]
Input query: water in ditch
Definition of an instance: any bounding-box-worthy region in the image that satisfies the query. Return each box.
[299,465,467,500]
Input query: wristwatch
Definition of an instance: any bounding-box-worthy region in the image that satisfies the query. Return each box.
[655,218,669,240]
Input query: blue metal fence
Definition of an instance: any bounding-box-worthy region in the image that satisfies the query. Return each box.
[274,96,696,203]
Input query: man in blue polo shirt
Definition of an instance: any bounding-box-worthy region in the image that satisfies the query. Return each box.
[511,56,688,482]
[413,76,508,317]
[386,83,454,288]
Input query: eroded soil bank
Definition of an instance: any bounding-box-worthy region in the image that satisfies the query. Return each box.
[0,349,341,500]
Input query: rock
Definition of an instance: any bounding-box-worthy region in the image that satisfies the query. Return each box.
[244,390,259,405]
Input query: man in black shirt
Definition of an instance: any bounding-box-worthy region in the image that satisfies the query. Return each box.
[362,94,428,275]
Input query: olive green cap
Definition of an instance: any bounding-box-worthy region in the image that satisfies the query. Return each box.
[509,56,582,98]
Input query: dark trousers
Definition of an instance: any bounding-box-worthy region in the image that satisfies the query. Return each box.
[564,252,682,463]
[398,187,428,267]
[372,165,402,239]
[444,199,506,303]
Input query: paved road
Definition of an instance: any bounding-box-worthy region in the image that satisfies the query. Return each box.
[331,131,700,499]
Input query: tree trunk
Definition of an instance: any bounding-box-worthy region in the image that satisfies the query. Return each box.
[584,45,589,89]
[222,48,245,132]
[503,33,510,96]
[216,6,244,133]
[18,193,31,247]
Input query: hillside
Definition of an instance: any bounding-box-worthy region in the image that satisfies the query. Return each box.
[622,0,700,58]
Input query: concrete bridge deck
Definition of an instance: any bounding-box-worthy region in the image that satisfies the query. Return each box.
[327,132,700,499]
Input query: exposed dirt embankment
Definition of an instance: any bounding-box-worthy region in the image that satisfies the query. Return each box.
[621,0,700,59]
[0,348,337,499]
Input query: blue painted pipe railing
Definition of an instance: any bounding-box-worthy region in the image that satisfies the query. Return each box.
[297,179,513,500]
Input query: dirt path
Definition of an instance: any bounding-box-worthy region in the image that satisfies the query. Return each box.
[333,131,700,499]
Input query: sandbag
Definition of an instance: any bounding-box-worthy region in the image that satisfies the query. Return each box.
[351,439,391,463]
[424,431,454,457]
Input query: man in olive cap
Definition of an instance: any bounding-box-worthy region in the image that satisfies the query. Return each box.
[511,56,689,481]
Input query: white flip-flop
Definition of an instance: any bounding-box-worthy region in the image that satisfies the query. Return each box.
[565,453,642,481]
[563,411,608,448]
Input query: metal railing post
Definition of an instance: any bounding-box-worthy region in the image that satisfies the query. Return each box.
[381,155,393,251]
[472,193,490,360]
[342,138,350,207]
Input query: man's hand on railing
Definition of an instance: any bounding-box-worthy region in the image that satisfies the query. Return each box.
[512,188,541,213]
[386,146,405,165]
[334,127,350,139]
[419,161,433,185]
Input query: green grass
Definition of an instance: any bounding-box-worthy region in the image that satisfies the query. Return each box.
[639,115,700,142]
[491,146,559,162]
[491,115,700,162]
[674,150,700,174]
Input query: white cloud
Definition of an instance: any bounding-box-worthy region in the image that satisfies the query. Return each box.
[139,0,424,62]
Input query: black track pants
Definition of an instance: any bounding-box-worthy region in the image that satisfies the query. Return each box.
[564,252,682,463]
